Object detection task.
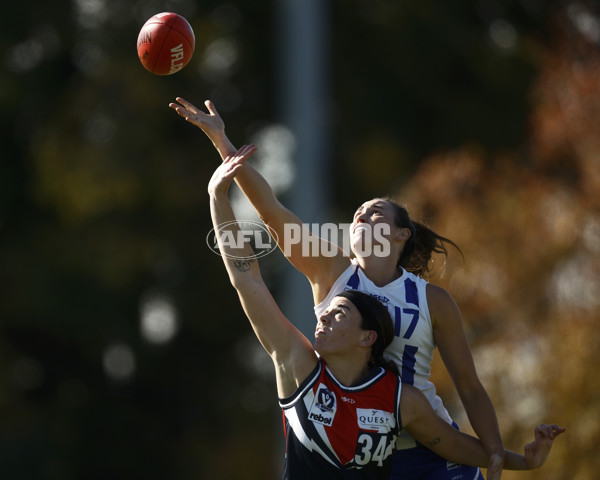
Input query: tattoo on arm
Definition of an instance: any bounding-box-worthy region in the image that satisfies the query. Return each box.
[427,437,440,448]
[234,259,255,272]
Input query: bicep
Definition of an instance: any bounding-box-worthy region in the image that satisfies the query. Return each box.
[401,385,488,467]
[429,285,481,394]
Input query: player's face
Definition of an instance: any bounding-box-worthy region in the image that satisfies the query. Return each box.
[350,199,399,256]
[314,297,366,356]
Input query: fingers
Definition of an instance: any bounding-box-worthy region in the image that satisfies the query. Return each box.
[224,144,257,165]
[205,100,219,116]
[168,103,189,119]
[535,424,566,440]
[548,425,566,439]
[175,97,199,114]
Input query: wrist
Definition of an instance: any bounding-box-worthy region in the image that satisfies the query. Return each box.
[212,135,237,158]
[208,187,229,200]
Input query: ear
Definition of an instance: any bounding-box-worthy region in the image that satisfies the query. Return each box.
[394,227,411,242]
[360,330,377,348]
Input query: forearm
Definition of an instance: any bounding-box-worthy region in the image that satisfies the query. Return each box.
[207,130,284,225]
[209,192,260,285]
[461,388,504,458]
[502,450,530,470]
[209,130,237,161]
[432,431,532,471]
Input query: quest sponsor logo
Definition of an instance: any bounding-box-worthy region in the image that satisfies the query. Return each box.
[356,408,396,433]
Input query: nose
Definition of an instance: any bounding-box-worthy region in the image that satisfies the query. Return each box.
[355,211,368,224]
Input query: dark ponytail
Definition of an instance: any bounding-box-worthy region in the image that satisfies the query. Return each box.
[335,290,399,375]
[381,198,462,278]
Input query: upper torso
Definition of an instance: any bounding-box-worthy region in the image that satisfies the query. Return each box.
[280,359,402,479]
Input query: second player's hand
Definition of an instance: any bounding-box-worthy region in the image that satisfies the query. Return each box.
[524,424,566,469]
[169,97,225,137]
[208,144,257,197]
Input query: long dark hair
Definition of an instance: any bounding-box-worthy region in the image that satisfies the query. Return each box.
[335,290,399,375]
[379,197,462,278]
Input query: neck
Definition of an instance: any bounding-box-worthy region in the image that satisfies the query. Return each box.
[322,353,373,387]
[355,255,403,287]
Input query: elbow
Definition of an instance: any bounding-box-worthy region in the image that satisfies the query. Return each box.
[257,198,285,228]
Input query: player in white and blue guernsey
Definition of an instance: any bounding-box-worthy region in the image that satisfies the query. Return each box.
[172,98,566,480]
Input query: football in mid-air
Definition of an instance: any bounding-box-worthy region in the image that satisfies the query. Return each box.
[137,12,195,75]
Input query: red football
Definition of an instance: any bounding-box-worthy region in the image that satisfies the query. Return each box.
[137,12,195,75]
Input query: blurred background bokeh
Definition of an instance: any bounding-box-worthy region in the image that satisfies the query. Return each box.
[2,0,599,478]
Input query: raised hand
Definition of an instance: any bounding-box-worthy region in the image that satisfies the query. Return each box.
[208,145,257,197]
[169,97,225,139]
[524,424,566,469]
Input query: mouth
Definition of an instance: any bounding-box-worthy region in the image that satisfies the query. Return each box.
[353,224,370,235]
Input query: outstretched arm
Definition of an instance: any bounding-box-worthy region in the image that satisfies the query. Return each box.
[171,98,349,303]
[401,385,565,480]
[208,145,317,398]
[429,284,505,475]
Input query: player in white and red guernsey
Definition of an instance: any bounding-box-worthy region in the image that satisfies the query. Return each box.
[175,100,566,480]
[281,357,402,479]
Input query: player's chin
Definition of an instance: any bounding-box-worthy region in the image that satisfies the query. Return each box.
[313,339,327,355]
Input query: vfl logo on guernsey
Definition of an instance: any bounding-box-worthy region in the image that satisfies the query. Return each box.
[308,384,337,426]
[356,408,395,433]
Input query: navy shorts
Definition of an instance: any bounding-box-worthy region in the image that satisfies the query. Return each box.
[391,424,484,480]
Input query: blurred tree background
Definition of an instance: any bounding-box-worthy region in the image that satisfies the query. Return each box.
[1,0,598,478]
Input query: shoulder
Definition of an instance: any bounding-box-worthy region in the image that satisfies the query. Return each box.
[425,283,461,330]
[313,259,355,308]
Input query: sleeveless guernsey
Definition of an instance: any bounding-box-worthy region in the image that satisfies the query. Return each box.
[280,359,402,479]
[314,259,453,449]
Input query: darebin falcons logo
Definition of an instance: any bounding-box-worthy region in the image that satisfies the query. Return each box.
[206,220,278,260]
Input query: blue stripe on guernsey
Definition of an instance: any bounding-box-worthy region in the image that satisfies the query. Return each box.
[346,265,361,290]
[402,309,420,339]
[401,345,418,385]
[404,278,419,306]
[394,306,402,337]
